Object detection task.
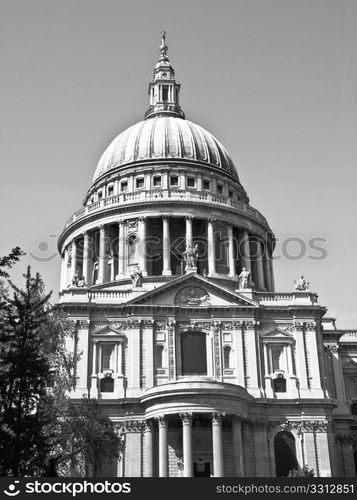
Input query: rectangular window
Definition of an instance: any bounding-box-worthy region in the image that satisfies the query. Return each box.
[203,180,210,190]
[217,184,223,194]
[107,185,114,197]
[136,178,145,189]
[121,181,128,192]
[187,177,195,188]
[153,176,161,187]
[162,86,169,101]
[229,190,233,198]
[98,191,103,200]
[170,175,179,186]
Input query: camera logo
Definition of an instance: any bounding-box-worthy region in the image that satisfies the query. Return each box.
[4,481,20,496]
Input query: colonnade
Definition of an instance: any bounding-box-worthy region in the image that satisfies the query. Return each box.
[60,215,274,291]
[142,413,244,477]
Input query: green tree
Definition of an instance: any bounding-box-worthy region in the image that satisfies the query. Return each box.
[287,465,314,477]
[0,264,122,476]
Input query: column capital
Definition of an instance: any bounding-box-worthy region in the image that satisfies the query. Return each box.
[118,219,125,226]
[99,224,105,230]
[212,412,225,425]
[162,214,171,221]
[82,230,88,237]
[156,415,168,428]
[144,420,154,431]
[185,215,194,221]
[208,217,216,224]
[138,216,147,223]
[179,412,193,425]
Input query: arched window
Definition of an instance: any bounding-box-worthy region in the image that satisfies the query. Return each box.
[155,345,164,369]
[273,376,286,393]
[181,331,207,376]
[224,346,231,369]
[100,377,114,393]
[274,431,298,477]
[351,403,357,415]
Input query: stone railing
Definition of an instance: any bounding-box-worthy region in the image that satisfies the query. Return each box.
[256,292,319,306]
[59,288,134,304]
[64,189,267,229]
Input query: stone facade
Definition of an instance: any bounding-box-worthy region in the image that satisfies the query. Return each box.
[57,34,357,477]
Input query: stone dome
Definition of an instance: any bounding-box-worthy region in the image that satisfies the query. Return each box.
[93,116,239,183]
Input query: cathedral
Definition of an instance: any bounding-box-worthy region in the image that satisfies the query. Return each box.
[57,33,357,477]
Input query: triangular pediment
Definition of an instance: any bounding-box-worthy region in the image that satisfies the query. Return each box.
[261,328,294,339]
[92,326,125,337]
[126,273,258,307]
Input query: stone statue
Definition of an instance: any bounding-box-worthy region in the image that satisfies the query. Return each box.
[130,266,143,288]
[72,273,85,287]
[238,267,250,289]
[294,275,309,291]
[183,243,199,270]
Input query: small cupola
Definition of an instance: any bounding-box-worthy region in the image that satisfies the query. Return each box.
[145,31,185,119]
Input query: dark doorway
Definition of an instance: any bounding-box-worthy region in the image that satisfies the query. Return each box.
[194,462,210,477]
[274,431,298,477]
[181,331,207,375]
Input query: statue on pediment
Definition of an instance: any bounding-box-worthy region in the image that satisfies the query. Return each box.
[183,243,199,270]
[238,267,250,289]
[294,275,309,291]
[130,265,143,288]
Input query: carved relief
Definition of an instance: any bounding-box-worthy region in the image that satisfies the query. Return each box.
[127,219,138,233]
[91,322,109,332]
[287,420,328,433]
[174,286,210,306]
[77,320,90,329]
[110,321,128,330]
[125,420,144,432]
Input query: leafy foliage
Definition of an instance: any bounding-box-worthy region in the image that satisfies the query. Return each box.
[287,465,315,477]
[0,261,123,476]
[0,247,25,279]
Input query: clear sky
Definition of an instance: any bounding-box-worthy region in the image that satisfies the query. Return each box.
[1,0,357,327]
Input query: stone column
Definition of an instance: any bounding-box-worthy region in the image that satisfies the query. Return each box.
[255,240,265,290]
[117,220,125,278]
[144,421,154,477]
[240,230,251,274]
[162,215,171,275]
[90,340,98,398]
[60,248,69,289]
[227,224,235,276]
[305,324,324,398]
[207,218,216,276]
[157,415,168,477]
[263,246,272,291]
[82,231,91,285]
[329,346,349,413]
[245,321,260,397]
[212,412,224,477]
[253,422,270,476]
[185,216,193,248]
[138,217,147,276]
[180,412,193,477]
[70,239,78,283]
[97,225,106,284]
[232,416,244,476]
[269,256,275,291]
[294,324,309,397]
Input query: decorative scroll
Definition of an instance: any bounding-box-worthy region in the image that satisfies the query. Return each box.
[168,320,176,380]
[110,321,128,330]
[213,321,221,380]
